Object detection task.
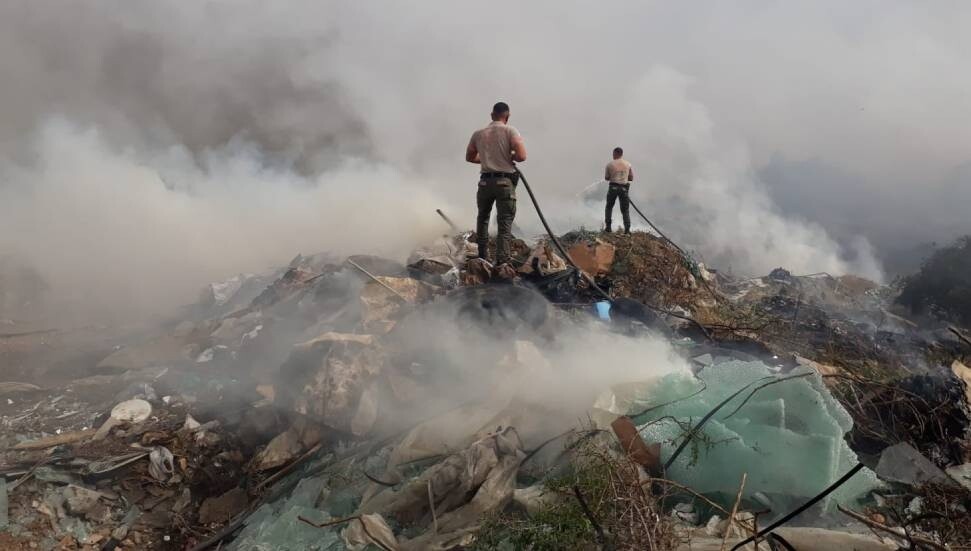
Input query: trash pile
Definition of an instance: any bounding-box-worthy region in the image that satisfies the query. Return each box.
[563,230,714,312]
[719,269,942,372]
[1,228,969,550]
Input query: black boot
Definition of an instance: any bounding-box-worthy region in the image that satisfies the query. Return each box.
[477,241,490,263]
[604,224,612,233]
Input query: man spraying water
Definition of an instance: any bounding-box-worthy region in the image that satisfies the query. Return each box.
[604,146,633,234]
[465,101,528,266]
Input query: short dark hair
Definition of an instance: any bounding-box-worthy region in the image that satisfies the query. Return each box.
[613,147,623,156]
[492,102,510,116]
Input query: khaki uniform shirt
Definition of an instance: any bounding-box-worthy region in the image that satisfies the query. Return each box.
[606,159,632,184]
[469,121,521,174]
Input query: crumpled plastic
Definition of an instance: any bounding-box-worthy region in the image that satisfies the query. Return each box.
[517,241,568,276]
[359,427,525,550]
[148,446,175,483]
[341,513,398,550]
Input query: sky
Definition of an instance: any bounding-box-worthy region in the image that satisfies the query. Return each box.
[1,1,969,321]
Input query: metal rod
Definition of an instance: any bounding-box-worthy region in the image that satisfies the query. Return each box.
[346,258,410,302]
[436,208,458,231]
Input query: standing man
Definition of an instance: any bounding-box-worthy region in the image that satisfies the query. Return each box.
[604,147,633,234]
[466,102,528,265]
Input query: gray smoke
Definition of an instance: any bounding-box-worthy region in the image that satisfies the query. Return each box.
[2,1,969,320]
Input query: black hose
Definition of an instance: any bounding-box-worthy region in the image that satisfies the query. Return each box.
[517,169,713,340]
[628,196,721,300]
[628,197,688,259]
[729,462,865,551]
[516,169,585,275]
[663,376,773,470]
[767,533,797,551]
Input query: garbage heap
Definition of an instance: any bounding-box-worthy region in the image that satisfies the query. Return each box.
[0,230,968,550]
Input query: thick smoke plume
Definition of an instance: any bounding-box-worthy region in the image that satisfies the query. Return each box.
[3,1,969,320]
[0,121,443,323]
[381,297,690,439]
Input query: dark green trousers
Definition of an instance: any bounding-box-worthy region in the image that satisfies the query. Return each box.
[476,177,517,264]
[605,183,631,232]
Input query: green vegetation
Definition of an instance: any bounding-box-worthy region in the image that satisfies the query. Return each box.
[472,437,680,550]
[472,459,609,550]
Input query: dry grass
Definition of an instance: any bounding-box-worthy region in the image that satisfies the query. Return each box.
[474,436,683,550]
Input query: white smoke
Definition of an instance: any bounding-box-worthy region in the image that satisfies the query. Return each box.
[3,0,969,319]
[0,120,446,323]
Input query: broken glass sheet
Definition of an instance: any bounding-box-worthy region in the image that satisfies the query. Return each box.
[229,477,344,551]
[621,359,879,509]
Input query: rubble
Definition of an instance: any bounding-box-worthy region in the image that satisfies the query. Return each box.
[566,238,615,276]
[277,331,386,435]
[198,487,248,525]
[517,241,567,276]
[407,234,466,277]
[840,370,970,466]
[361,427,524,546]
[3,228,970,550]
[62,485,103,517]
[715,268,944,374]
[359,276,436,334]
[953,359,971,408]
[946,463,971,491]
[875,442,956,487]
[254,418,322,471]
[681,526,896,551]
[96,335,194,371]
[0,382,41,395]
[575,230,708,311]
[197,273,269,317]
[0,364,264,547]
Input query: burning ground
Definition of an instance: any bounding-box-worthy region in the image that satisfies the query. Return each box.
[1,229,970,550]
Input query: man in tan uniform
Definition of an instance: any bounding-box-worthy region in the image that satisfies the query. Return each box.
[466,102,528,265]
[604,146,633,234]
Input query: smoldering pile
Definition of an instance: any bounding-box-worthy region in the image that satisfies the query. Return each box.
[0,229,969,550]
